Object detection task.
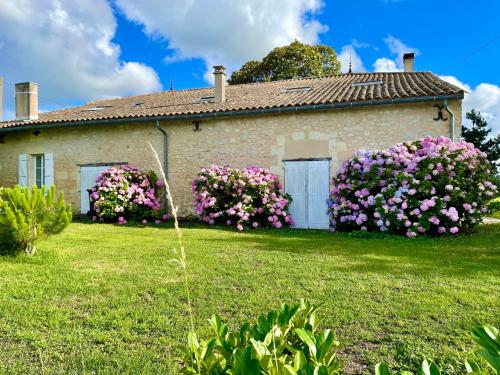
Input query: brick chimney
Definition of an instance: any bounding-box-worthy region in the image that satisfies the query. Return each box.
[0,77,3,121]
[15,82,38,120]
[403,53,415,73]
[213,65,226,103]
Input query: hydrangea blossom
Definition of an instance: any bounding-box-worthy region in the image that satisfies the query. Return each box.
[328,136,497,237]
[192,165,293,231]
[90,165,168,224]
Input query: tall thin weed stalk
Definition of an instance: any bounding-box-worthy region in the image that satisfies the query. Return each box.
[148,143,198,371]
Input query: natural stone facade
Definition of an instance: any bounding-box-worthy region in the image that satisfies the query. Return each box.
[0,100,462,216]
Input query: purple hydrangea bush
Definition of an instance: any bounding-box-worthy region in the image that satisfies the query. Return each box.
[328,136,497,237]
[192,165,293,231]
[89,165,168,225]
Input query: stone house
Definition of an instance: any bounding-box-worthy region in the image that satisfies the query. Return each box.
[0,54,464,229]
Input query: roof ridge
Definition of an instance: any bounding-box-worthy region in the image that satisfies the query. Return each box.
[0,72,463,128]
[85,71,438,105]
[224,71,436,88]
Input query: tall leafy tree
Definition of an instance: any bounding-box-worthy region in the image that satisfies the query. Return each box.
[228,40,341,85]
[462,109,500,168]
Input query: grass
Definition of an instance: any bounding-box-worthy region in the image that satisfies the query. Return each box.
[0,222,499,374]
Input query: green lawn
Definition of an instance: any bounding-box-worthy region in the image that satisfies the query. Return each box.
[0,222,499,374]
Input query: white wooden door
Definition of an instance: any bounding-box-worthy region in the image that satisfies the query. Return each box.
[284,160,330,229]
[80,166,110,214]
[284,161,308,228]
[307,160,330,229]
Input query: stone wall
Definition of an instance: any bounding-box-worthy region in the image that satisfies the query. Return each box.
[0,100,462,216]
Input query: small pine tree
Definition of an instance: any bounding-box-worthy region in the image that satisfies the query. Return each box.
[0,185,72,256]
[462,109,500,168]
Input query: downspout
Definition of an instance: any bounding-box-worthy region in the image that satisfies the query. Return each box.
[443,99,455,141]
[155,120,169,213]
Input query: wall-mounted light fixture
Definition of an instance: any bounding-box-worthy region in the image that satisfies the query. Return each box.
[192,120,201,132]
[32,130,41,136]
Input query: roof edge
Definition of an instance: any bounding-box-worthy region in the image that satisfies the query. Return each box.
[0,93,464,133]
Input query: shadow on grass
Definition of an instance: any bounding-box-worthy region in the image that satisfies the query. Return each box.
[73,219,500,277]
[195,225,500,278]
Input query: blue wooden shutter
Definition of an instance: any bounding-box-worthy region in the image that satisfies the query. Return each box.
[18,154,28,186]
[44,153,54,187]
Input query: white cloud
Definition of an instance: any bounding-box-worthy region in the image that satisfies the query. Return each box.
[372,35,419,72]
[338,45,366,73]
[440,76,500,136]
[384,35,420,61]
[373,57,399,72]
[0,0,161,120]
[350,39,370,49]
[114,0,328,82]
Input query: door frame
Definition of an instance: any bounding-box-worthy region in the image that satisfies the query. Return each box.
[282,157,332,162]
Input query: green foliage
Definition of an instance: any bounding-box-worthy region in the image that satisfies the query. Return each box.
[178,300,341,374]
[488,197,500,218]
[377,324,500,374]
[465,325,500,373]
[0,185,71,256]
[228,40,341,85]
[375,359,441,375]
[462,109,500,169]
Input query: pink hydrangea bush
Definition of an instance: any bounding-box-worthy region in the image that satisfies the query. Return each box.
[89,165,167,224]
[328,136,497,237]
[192,165,293,231]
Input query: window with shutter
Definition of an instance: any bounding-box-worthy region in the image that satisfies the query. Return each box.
[34,155,45,188]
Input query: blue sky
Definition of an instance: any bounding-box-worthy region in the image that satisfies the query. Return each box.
[113,0,500,90]
[1,0,499,132]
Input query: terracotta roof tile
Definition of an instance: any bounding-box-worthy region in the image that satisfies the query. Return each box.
[0,72,464,130]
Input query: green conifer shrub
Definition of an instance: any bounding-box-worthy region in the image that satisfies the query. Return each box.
[0,185,72,256]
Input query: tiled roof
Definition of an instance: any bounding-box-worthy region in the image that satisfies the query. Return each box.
[0,72,464,130]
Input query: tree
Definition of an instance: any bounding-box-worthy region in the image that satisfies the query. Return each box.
[228,40,341,85]
[462,109,500,168]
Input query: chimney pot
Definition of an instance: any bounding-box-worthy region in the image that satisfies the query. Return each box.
[15,82,38,121]
[403,53,415,73]
[213,65,226,103]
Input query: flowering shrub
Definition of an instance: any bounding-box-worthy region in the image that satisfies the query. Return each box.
[192,165,292,230]
[89,165,168,224]
[328,136,498,237]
